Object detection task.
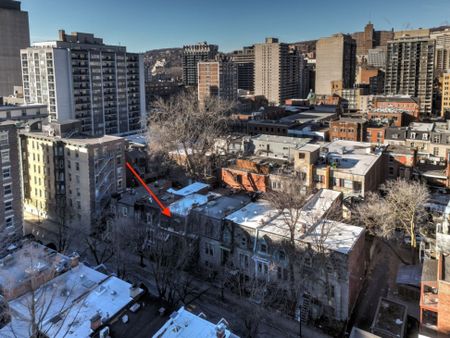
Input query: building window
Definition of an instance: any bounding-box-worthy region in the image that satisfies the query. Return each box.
[279,250,286,261]
[304,254,312,267]
[4,184,12,196]
[2,167,11,179]
[1,149,10,163]
[277,266,288,280]
[236,175,243,185]
[75,162,80,171]
[422,134,428,141]
[410,132,416,139]
[205,242,214,256]
[433,147,439,157]
[122,207,128,216]
[257,262,268,275]
[5,216,13,227]
[0,133,8,147]
[5,200,12,212]
[239,253,249,268]
[260,243,267,253]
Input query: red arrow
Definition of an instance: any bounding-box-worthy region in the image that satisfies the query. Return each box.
[125,162,171,217]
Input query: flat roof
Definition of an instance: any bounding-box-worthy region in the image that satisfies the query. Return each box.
[167,182,210,197]
[192,195,250,220]
[168,193,212,217]
[224,200,279,229]
[299,144,321,152]
[252,134,312,147]
[22,130,123,145]
[409,122,434,132]
[0,242,68,295]
[323,140,382,176]
[2,264,142,338]
[153,307,239,338]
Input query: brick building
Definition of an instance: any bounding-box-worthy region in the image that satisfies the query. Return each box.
[330,118,366,142]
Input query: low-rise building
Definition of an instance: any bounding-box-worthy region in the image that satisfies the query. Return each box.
[154,306,239,338]
[295,140,384,197]
[251,134,312,160]
[420,255,450,337]
[224,189,365,324]
[0,241,144,338]
[0,103,47,122]
[330,118,366,142]
[373,95,420,120]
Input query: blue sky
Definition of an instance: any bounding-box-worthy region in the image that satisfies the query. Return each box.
[21,0,450,52]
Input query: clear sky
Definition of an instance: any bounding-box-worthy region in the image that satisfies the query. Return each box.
[21,0,450,53]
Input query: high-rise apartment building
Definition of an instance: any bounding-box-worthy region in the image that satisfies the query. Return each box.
[21,30,145,136]
[384,36,435,116]
[0,121,22,235]
[0,0,30,97]
[254,38,305,105]
[20,120,125,233]
[197,55,238,106]
[431,28,450,75]
[367,46,387,69]
[182,42,218,86]
[315,34,356,95]
[230,46,255,92]
[442,72,450,117]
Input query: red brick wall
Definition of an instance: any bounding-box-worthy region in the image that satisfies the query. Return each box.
[221,168,268,192]
[438,281,450,335]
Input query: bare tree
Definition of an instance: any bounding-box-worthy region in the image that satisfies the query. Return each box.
[355,179,429,262]
[146,234,199,309]
[149,91,234,180]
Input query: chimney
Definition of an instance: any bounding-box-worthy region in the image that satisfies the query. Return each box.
[129,283,141,299]
[215,323,226,338]
[90,313,102,331]
[69,252,80,268]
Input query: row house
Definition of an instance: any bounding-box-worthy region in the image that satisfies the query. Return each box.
[223,190,365,324]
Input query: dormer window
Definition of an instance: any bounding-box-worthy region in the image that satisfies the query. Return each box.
[410,132,416,139]
[260,243,267,253]
[422,134,428,141]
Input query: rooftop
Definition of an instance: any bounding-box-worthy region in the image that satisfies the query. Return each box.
[1,263,142,338]
[225,200,279,229]
[409,122,434,132]
[192,195,250,220]
[167,182,210,197]
[0,242,69,299]
[323,140,382,176]
[153,307,239,338]
[168,193,214,217]
[375,95,419,104]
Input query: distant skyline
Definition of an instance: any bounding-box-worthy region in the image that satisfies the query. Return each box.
[21,0,450,53]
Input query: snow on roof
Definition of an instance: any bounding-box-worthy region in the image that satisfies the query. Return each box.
[251,134,312,149]
[167,182,210,197]
[168,193,211,216]
[409,122,434,132]
[1,264,141,338]
[153,307,239,338]
[193,195,250,219]
[224,200,279,229]
[299,143,321,152]
[45,276,139,338]
[324,140,381,176]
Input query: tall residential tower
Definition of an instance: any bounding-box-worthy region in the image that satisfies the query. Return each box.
[0,0,30,96]
[21,30,145,136]
[385,34,435,116]
[182,42,218,86]
[254,38,305,105]
[315,34,356,95]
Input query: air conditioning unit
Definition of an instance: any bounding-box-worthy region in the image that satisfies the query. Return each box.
[99,326,109,338]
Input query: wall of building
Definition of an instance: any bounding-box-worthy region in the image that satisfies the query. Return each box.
[0,1,30,96]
